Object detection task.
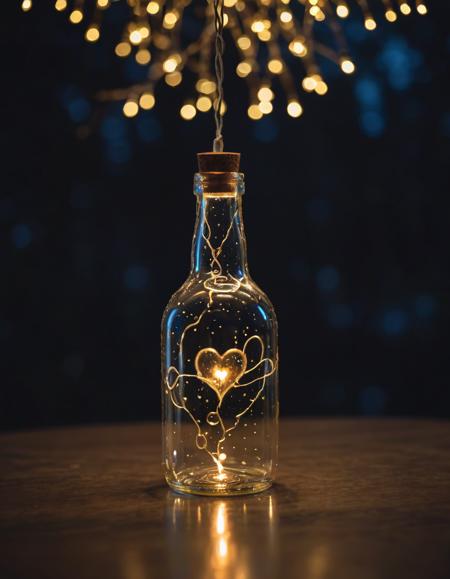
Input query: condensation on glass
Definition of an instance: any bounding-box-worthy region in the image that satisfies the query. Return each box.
[161,153,278,496]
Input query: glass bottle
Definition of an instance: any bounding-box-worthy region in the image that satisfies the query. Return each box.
[161,152,278,496]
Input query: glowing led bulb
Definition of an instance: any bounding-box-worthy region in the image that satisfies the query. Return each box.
[196,79,216,95]
[115,42,131,57]
[196,96,212,112]
[302,76,317,92]
[224,0,237,6]
[268,59,283,74]
[129,30,142,45]
[289,38,307,57]
[219,453,227,461]
[287,100,303,118]
[136,49,151,65]
[214,368,229,381]
[340,59,355,74]
[258,100,273,115]
[279,11,293,23]
[400,2,411,14]
[97,0,109,8]
[54,0,67,11]
[365,17,377,30]
[85,26,100,43]
[180,103,196,120]
[237,36,251,51]
[315,80,328,95]
[139,93,155,110]
[258,29,271,42]
[69,9,83,24]
[336,3,349,18]
[163,11,178,29]
[248,104,263,120]
[163,57,178,73]
[146,1,160,14]
[385,9,397,21]
[165,71,182,86]
[416,3,427,15]
[21,0,32,12]
[123,100,139,117]
[236,61,252,78]
[258,86,274,102]
[251,20,265,33]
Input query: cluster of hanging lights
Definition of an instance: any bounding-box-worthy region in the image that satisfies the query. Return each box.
[21,0,428,121]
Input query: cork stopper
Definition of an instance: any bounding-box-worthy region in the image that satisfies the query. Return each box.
[197,152,241,173]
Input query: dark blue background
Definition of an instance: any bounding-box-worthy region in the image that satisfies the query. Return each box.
[2,2,449,429]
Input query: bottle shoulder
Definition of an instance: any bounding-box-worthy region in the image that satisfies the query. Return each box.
[162,275,277,327]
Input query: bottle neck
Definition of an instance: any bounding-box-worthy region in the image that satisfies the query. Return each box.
[191,173,248,280]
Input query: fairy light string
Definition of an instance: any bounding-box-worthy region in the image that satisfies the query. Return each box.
[21,0,429,121]
[212,0,225,152]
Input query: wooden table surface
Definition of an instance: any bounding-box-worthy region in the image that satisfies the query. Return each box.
[1,419,449,579]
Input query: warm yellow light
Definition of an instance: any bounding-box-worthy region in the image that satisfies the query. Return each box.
[258,86,274,102]
[236,61,252,77]
[315,80,328,95]
[163,11,178,29]
[212,99,227,115]
[258,100,273,115]
[400,2,411,14]
[287,100,303,118]
[365,17,377,30]
[385,9,397,21]
[214,368,229,381]
[69,9,83,24]
[237,36,251,51]
[123,100,139,118]
[340,59,355,74]
[139,93,155,110]
[268,59,283,74]
[258,29,271,42]
[248,104,263,120]
[251,20,265,33]
[165,71,182,86]
[196,96,212,112]
[129,30,142,45]
[196,79,216,94]
[314,8,325,21]
[85,27,100,42]
[224,0,237,6]
[289,38,307,57]
[146,1,160,14]
[302,76,317,91]
[136,49,151,65]
[21,0,32,12]
[97,0,109,8]
[163,57,178,73]
[336,3,349,18]
[180,103,196,120]
[115,42,131,57]
[223,13,229,26]
[54,0,67,11]
[218,452,227,461]
[139,26,150,39]
[416,3,427,15]
[279,10,293,23]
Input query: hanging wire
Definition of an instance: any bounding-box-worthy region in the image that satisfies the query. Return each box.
[212,0,225,152]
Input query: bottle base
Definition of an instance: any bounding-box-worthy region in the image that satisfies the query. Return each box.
[166,466,273,496]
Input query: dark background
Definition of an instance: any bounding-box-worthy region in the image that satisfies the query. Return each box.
[2,2,449,430]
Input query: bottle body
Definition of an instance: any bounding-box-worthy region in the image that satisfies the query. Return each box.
[161,171,278,495]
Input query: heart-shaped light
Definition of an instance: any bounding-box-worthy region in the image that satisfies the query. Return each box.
[195,347,247,400]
